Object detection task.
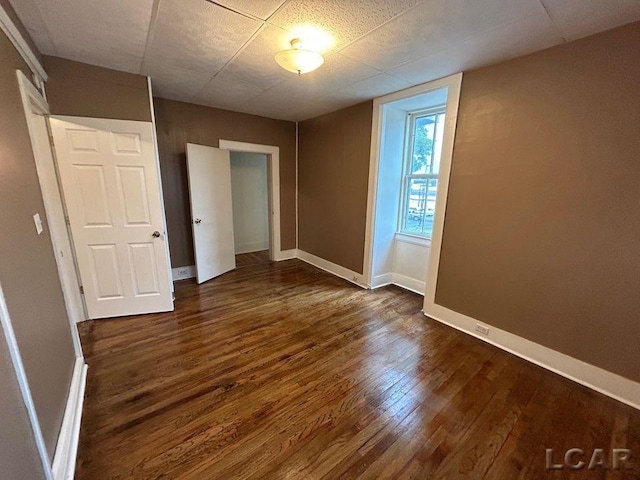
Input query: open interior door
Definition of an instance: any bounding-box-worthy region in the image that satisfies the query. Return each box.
[186,143,236,284]
[50,116,173,319]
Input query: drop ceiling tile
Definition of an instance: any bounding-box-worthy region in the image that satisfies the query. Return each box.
[272,52,381,98]
[144,62,213,101]
[219,24,296,90]
[232,101,297,120]
[30,0,153,58]
[26,27,56,55]
[386,43,469,85]
[144,0,261,75]
[286,95,360,121]
[540,0,640,41]
[228,52,381,119]
[8,0,44,29]
[387,10,565,86]
[461,13,564,70]
[340,0,547,71]
[55,44,144,74]
[268,0,422,49]
[327,73,413,102]
[236,83,310,113]
[193,71,266,110]
[212,0,287,20]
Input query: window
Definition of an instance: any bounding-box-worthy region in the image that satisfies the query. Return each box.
[399,107,446,238]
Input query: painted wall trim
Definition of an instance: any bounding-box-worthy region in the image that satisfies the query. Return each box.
[371,273,425,296]
[423,302,640,411]
[219,140,283,263]
[274,248,297,261]
[51,358,87,480]
[0,3,47,82]
[297,250,368,288]
[0,281,53,479]
[390,273,425,296]
[171,265,196,282]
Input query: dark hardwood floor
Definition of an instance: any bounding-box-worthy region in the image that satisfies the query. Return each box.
[76,259,640,479]
[235,249,271,269]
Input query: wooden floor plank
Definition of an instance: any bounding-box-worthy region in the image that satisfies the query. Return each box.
[76,259,640,479]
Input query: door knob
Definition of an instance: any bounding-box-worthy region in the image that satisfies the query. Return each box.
[194,218,202,224]
[152,231,161,238]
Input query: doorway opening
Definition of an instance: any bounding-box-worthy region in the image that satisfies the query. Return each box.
[230,152,271,269]
[186,140,284,284]
[219,140,284,262]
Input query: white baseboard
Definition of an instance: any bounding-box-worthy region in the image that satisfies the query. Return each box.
[234,241,269,255]
[371,273,393,288]
[296,250,368,288]
[371,272,425,296]
[171,265,196,281]
[390,273,425,295]
[423,302,640,410]
[273,248,298,261]
[52,357,87,480]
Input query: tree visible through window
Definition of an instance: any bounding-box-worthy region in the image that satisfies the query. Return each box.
[399,108,445,238]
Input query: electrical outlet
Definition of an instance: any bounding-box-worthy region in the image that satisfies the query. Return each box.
[177,268,189,277]
[475,323,490,336]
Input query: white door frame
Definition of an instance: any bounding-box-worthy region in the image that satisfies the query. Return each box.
[16,70,85,355]
[362,73,464,300]
[219,140,284,261]
[147,78,174,293]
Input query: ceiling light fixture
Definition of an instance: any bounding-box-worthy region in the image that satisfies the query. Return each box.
[275,38,324,76]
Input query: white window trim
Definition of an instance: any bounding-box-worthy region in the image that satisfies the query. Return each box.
[363,72,463,293]
[394,232,431,247]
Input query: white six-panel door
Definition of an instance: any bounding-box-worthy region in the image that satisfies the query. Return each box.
[186,144,236,284]
[50,116,173,319]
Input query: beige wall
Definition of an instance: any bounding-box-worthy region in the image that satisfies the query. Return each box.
[0,25,75,462]
[153,98,297,268]
[298,101,373,274]
[435,22,640,383]
[43,56,152,121]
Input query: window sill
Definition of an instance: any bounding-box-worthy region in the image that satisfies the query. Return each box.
[395,232,431,247]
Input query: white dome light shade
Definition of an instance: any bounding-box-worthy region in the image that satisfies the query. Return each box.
[275,38,324,75]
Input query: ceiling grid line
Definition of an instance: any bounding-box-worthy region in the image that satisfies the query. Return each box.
[139,0,164,74]
[536,0,569,42]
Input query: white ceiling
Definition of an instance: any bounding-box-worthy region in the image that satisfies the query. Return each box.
[10,0,640,121]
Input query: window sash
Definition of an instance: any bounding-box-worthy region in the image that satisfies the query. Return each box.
[398,106,445,238]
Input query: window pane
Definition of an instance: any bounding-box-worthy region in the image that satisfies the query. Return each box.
[403,178,427,234]
[410,114,437,174]
[422,177,438,238]
[402,177,438,238]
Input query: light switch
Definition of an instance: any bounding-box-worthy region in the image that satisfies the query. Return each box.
[33,213,43,235]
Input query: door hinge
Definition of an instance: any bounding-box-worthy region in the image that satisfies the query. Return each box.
[79,285,84,295]
[49,135,55,147]
[65,216,70,226]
